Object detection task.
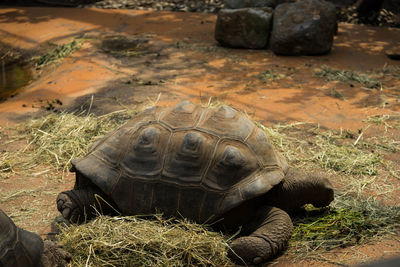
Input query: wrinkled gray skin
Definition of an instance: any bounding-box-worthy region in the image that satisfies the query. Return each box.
[57,168,334,265]
[0,209,70,267]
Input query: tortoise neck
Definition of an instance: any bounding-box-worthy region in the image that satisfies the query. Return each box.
[263,168,334,213]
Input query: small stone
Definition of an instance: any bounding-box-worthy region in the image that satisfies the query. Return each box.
[385,48,400,60]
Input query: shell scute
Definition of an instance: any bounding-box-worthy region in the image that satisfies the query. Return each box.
[90,127,131,166]
[246,127,283,167]
[159,100,203,129]
[152,183,180,216]
[110,176,133,214]
[134,180,154,214]
[203,141,259,191]
[162,131,218,183]
[178,187,206,222]
[121,125,170,178]
[198,105,255,140]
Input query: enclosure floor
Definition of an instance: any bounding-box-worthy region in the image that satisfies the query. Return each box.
[0,6,400,267]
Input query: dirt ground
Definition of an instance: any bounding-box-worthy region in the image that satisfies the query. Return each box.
[0,6,400,267]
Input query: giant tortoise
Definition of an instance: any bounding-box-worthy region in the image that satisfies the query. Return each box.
[57,101,334,265]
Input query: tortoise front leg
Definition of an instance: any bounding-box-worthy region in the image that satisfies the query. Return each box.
[57,189,94,223]
[228,206,293,265]
[57,186,116,223]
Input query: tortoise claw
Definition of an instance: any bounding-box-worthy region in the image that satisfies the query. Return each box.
[61,207,71,219]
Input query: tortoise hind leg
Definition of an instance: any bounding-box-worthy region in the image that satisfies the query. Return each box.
[228,206,293,265]
[57,186,117,223]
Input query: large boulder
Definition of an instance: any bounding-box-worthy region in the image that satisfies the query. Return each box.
[270,0,337,55]
[215,7,273,49]
[224,0,277,9]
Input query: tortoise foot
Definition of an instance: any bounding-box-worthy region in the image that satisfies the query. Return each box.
[228,236,272,265]
[56,191,85,223]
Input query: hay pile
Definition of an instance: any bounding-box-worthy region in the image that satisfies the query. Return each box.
[58,215,233,267]
[1,109,136,176]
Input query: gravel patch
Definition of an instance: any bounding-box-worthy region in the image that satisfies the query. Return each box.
[80,0,224,12]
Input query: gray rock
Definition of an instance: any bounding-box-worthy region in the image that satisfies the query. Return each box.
[224,0,277,9]
[383,0,400,14]
[215,7,273,49]
[270,0,337,55]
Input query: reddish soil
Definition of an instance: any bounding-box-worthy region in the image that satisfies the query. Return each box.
[0,6,399,266]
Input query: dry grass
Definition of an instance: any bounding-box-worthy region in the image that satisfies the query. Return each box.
[364,114,400,130]
[377,64,400,79]
[308,133,383,176]
[0,152,13,175]
[58,215,233,267]
[0,187,58,232]
[0,109,138,176]
[313,65,382,89]
[259,122,396,176]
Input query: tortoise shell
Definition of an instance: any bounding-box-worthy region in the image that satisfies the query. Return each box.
[71,101,288,223]
[0,209,44,267]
